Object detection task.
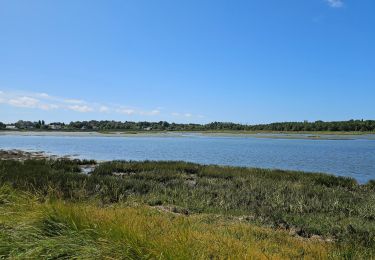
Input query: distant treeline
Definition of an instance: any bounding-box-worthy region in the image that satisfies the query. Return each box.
[1,119,375,132]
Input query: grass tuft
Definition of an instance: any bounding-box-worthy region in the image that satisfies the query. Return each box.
[1,159,375,258]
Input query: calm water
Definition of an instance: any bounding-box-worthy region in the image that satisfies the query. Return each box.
[1,134,375,183]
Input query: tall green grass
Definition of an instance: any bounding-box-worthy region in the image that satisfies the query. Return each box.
[1,159,375,257]
[0,185,336,259]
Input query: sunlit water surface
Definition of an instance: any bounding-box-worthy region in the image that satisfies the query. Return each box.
[1,134,375,183]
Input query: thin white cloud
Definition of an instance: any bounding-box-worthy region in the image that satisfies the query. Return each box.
[117,108,136,115]
[171,112,204,119]
[68,105,93,113]
[0,89,203,119]
[39,103,59,110]
[99,106,109,113]
[140,109,160,116]
[37,93,50,98]
[64,99,85,104]
[0,91,6,104]
[117,108,161,116]
[0,90,91,112]
[8,96,39,108]
[0,92,50,110]
[326,0,344,8]
[151,109,160,115]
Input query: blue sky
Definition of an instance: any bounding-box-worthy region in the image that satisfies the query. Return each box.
[0,0,374,124]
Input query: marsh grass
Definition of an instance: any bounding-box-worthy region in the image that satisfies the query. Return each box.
[0,185,334,259]
[1,159,375,258]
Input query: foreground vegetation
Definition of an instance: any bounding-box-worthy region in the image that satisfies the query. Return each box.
[0,186,333,259]
[1,158,375,258]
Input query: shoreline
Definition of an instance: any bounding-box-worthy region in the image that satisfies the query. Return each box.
[1,148,374,184]
[1,130,375,140]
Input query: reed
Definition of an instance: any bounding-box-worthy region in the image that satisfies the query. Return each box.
[1,159,374,258]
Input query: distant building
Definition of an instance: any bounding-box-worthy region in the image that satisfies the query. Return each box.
[5,125,17,129]
[143,127,152,131]
[49,124,62,130]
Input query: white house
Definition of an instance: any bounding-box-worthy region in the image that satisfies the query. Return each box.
[49,124,62,130]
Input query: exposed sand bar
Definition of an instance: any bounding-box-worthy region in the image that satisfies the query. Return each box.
[0,149,71,161]
[0,131,175,138]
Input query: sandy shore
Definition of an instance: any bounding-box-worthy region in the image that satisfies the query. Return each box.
[0,149,67,161]
[0,131,172,138]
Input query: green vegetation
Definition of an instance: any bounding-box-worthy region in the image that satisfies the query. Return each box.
[0,186,333,259]
[1,159,375,258]
[2,119,375,132]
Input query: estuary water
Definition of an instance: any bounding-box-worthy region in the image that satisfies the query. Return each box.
[1,133,375,183]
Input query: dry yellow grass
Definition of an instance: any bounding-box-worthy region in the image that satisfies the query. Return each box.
[0,185,347,259]
[47,201,333,259]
